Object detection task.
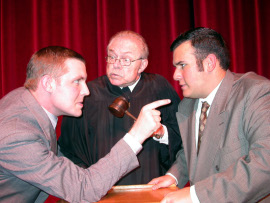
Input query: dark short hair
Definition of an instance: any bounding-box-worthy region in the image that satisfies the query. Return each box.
[170,27,230,70]
[24,46,85,90]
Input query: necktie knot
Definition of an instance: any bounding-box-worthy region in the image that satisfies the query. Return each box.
[197,101,210,155]
[201,101,210,113]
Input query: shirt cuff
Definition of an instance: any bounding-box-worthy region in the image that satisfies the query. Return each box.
[152,125,169,144]
[166,172,178,185]
[190,185,200,203]
[123,133,143,155]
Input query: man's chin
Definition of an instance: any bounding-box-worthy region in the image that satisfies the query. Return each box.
[68,110,82,117]
[109,79,124,87]
[182,91,192,98]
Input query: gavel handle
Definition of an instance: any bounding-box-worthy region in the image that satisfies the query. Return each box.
[125,111,137,121]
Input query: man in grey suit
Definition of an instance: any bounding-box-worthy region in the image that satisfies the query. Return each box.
[0,46,170,203]
[149,27,270,202]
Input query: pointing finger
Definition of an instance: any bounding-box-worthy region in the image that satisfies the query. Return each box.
[143,99,171,110]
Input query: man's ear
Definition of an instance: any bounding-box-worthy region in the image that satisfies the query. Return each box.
[203,54,217,72]
[138,59,148,74]
[40,75,56,93]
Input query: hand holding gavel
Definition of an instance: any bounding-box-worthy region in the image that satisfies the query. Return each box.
[108,96,165,139]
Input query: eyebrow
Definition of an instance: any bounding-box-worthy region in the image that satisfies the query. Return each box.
[174,60,184,66]
[108,49,116,54]
[73,76,87,81]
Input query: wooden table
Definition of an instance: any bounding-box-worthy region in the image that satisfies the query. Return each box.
[97,184,179,202]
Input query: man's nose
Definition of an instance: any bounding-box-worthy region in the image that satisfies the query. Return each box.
[113,59,123,68]
[173,68,182,81]
[81,83,90,96]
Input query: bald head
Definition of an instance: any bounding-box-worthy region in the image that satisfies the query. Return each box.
[107,30,149,59]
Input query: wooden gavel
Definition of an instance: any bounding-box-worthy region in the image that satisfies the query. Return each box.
[108,96,163,138]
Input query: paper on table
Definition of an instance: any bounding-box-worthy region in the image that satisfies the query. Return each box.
[111,184,177,190]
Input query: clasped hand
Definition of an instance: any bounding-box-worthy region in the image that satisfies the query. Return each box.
[128,99,170,144]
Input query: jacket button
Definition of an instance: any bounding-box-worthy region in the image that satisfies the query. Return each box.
[215,165,219,171]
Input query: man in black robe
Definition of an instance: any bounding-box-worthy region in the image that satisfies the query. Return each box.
[58,30,181,185]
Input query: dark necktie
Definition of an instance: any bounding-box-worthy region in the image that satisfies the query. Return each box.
[197,101,210,155]
[122,86,131,101]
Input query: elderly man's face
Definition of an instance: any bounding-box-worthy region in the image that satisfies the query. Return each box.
[106,36,148,87]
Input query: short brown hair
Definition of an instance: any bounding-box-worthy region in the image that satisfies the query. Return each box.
[24,46,85,90]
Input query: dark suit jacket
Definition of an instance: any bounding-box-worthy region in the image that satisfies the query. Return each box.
[168,70,270,202]
[0,87,139,203]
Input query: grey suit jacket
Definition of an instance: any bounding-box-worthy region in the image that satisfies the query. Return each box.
[0,87,139,203]
[168,70,270,202]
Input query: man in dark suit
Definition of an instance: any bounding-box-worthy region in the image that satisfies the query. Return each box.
[0,46,170,203]
[149,27,270,202]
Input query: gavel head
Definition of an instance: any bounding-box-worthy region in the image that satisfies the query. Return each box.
[108,96,129,118]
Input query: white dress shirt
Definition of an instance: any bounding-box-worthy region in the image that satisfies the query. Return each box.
[167,81,222,203]
[190,81,222,203]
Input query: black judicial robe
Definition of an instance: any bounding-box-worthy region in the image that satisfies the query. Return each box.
[58,73,181,185]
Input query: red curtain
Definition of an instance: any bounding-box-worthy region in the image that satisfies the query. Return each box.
[1,0,269,100]
[1,0,270,201]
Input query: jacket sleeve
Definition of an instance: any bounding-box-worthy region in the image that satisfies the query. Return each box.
[0,124,139,202]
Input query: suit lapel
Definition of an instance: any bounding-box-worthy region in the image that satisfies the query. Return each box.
[194,71,234,181]
[176,98,198,181]
[21,89,57,154]
[194,104,228,180]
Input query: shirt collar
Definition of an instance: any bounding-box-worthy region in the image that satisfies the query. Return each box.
[121,75,141,92]
[199,80,223,106]
[42,107,58,129]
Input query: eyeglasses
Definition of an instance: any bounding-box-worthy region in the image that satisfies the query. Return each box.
[105,56,144,66]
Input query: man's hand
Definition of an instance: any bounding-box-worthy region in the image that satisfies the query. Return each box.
[148,175,176,190]
[161,187,192,203]
[128,99,171,144]
[149,176,192,203]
